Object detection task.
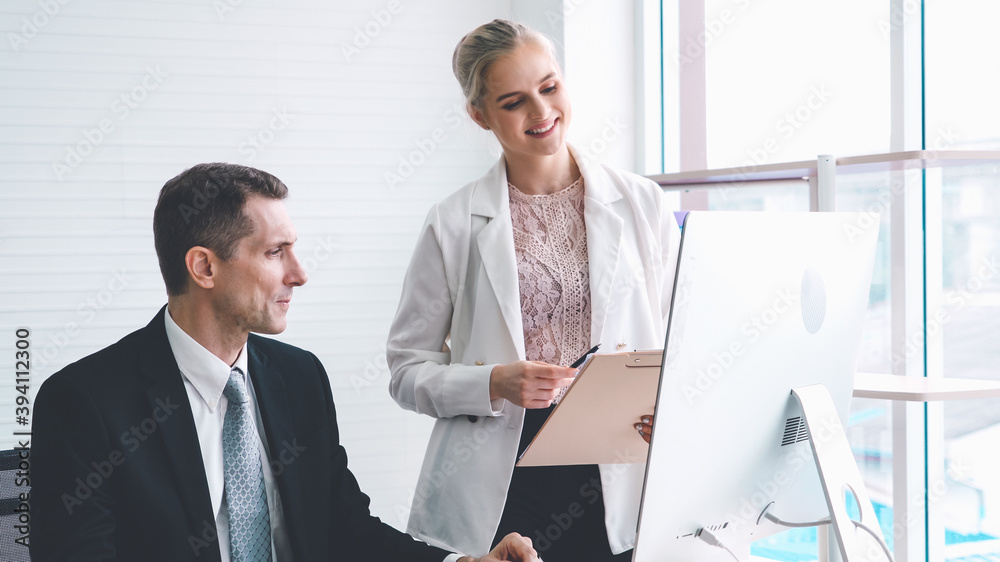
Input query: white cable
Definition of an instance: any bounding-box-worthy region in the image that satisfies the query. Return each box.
[697,528,741,562]
[851,519,894,562]
[763,510,831,528]
[760,503,894,562]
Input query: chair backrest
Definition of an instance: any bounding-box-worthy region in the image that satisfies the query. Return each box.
[0,448,31,561]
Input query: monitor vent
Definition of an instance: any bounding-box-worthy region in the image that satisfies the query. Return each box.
[781,417,809,446]
[690,522,730,539]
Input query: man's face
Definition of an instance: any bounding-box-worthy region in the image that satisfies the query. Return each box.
[211,196,307,335]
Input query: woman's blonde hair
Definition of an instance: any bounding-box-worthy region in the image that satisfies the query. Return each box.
[452,19,558,109]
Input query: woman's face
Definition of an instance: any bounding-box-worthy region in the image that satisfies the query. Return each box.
[470,42,572,161]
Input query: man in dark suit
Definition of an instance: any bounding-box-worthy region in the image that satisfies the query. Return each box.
[30,163,537,562]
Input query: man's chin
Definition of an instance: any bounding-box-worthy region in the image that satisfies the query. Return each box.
[250,316,287,335]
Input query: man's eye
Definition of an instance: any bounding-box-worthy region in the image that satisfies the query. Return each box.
[268,249,282,256]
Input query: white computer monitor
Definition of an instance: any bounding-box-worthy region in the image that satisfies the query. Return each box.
[633,211,880,562]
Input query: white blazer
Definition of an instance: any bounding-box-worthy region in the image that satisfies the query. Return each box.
[386,147,680,556]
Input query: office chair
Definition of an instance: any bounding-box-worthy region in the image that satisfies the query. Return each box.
[0,447,30,561]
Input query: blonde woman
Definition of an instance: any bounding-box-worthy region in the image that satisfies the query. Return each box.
[387,19,679,561]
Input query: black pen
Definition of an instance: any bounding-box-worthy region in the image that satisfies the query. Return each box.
[569,344,601,368]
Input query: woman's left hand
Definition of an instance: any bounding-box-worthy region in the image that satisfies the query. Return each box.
[634,414,654,444]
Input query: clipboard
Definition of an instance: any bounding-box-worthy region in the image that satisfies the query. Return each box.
[516,350,662,467]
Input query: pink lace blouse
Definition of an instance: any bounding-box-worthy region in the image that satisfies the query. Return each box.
[508,177,592,370]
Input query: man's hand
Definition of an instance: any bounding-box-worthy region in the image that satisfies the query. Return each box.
[635,413,654,444]
[490,361,577,408]
[458,533,539,562]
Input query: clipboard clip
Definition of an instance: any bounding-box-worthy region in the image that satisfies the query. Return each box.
[626,351,663,368]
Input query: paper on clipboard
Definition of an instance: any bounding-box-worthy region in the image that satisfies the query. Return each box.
[516,350,663,467]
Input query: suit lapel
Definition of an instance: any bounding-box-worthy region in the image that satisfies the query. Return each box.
[138,307,219,555]
[575,149,625,345]
[472,157,527,358]
[245,339,310,559]
[476,213,526,358]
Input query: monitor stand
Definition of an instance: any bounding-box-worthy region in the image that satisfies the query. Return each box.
[792,384,892,562]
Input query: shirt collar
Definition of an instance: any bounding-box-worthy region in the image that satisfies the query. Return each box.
[164,306,249,413]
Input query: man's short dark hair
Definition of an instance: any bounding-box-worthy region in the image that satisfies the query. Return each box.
[153,162,288,296]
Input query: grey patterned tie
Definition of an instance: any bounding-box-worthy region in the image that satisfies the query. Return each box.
[223,367,272,561]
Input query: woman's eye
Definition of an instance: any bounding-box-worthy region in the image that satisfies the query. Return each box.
[542,85,556,94]
[503,100,523,111]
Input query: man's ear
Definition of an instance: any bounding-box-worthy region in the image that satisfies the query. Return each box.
[185,246,218,290]
[468,104,490,131]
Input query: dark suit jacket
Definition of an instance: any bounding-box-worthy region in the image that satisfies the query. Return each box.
[30,307,451,562]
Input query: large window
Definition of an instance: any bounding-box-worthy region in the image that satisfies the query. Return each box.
[701,0,890,170]
[938,165,1000,556]
[925,15,1000,551]
[654,1,1000,560]
[925,0,1000,151]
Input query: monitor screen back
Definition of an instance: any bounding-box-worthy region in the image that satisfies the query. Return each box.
[633,211,879,562]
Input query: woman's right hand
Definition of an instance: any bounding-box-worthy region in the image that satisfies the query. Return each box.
[489,361,578,409]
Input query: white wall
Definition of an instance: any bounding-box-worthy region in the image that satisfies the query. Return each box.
[563,0,638,173]
[0,0,646,531]
[0,0,511,529]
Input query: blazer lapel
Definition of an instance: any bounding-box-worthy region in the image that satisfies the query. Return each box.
[472,157,527,359]
[245,340,310,559]
[138,307,219,552]
[574,148,625,345]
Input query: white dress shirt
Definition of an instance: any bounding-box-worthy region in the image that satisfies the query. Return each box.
[164,308,292,561]
[165,309,464,562]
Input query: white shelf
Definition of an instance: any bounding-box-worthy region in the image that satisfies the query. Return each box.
[853,372,1000,402]
[649,150,1000,188]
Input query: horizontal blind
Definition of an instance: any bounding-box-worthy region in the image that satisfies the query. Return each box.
[0,0,507,530]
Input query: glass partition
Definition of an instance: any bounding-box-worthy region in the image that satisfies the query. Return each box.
[705,180,810,212]
[937,164,1000,559]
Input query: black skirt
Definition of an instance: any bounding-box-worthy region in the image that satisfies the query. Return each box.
[491,406,633,562]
